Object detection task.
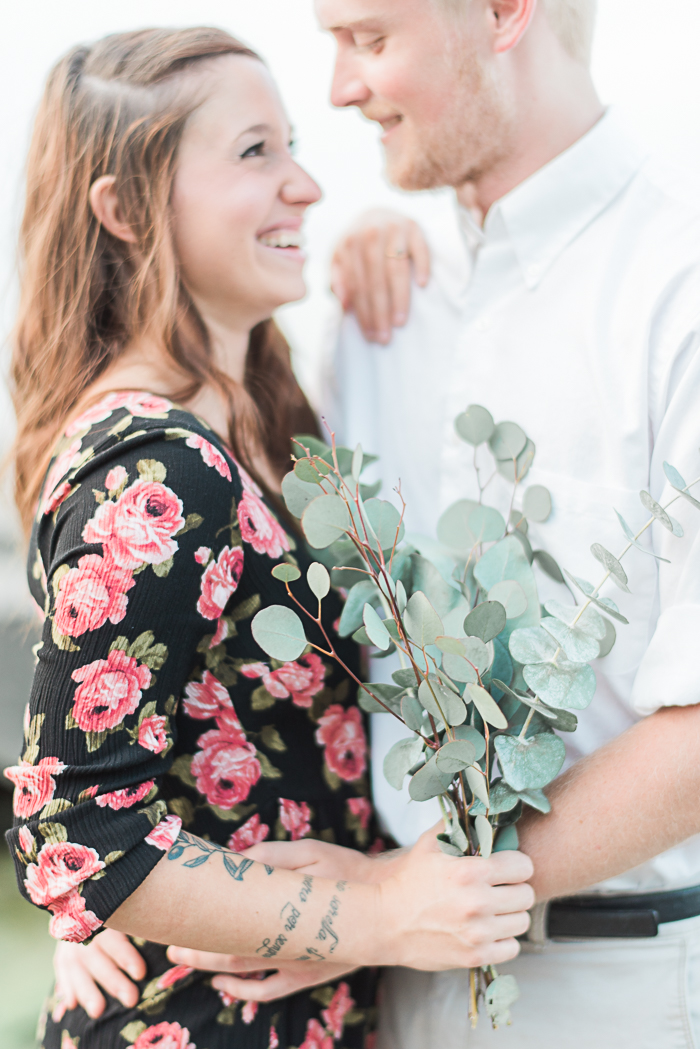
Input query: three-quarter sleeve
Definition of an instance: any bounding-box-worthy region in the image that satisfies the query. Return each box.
[4,418,247,940]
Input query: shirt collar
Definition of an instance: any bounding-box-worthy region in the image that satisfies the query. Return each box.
[457,108,650,289]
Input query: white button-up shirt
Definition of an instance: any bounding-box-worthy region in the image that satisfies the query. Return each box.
[324,109,700,893]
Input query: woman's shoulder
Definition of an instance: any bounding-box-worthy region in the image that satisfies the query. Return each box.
[39,390,244,519]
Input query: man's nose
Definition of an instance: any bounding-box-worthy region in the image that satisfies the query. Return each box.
[330,54,371,109]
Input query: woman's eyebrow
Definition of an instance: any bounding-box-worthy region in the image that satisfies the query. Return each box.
[236,123,273,141]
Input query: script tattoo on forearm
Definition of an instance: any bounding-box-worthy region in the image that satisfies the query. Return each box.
[314,890,344,954]
[299,875,314,903]
[167,831,254,881]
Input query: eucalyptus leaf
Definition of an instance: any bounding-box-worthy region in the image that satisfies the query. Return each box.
[523,485,552,523]
[475,814,493,857]
[437,499,506,558]
[495,732,566,791]
[294,458,324,485]
[410,554,464,618]
[639,490,674,532]
[363,498,405,552]
[363,604,392,651]
[455,404,495,445]
[498,438,536,483]
[351,444,363,483]
[523,659,597,710]
[441,651,478,684]
[486,974,520,1028]
[419,677,467,726]
[563,571,630,624]
[402,691,426,731]
[293,434,332,462]
[494,825,520,852]
[463,601,507,643]
[509,625,559,665]
[436,739,477,774]
[465,765,489,806]
[488,580,528,619]
[435,635,467,655]
[474,536,540,636]
[352,626,371,645]
[338,580,380,638]
[302,494,351,549]
[404,591,444,647]
[392,668,419,689]
[437,836,465,857]
[384,737,424,790]
[614,510,671,563]
[396,579,407,613]
[281,471,323,519]
[678,489,700,512]
[533,549,566,584]
[485,779,520,814]
[358,683,404,715]
[408,754,452,802]
[669,515,685,538]
[597,616,617,658]
[271,563,301,583]
[541,616,600,662]
[465,683,508,729]
[453,725,486,761]
[489,421,527,461]
[663,461,686,490]
[518,788,551,814]
[590,543,630,591]
[544,600,605,640]
[252,606,307,662]
[307,563,330,600]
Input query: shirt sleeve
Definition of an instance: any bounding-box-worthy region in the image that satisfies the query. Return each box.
[4,425,244,941]
[631,311,700,715]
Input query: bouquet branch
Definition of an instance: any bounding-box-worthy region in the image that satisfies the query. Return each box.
[251,408,699,1028]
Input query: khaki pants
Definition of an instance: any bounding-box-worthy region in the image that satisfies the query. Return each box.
[377,915,700,1048]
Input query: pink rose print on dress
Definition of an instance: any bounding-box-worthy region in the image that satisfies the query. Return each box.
[194,546,211,565]
[322,982,355,1039]
[5,757,66,818]
[268,1026,279,1049]
[96,780,154,811]
[237,463,263,497]
[70,649,151,733]
[347,797,372,830]
[157,965,195,990]
[242,1001,259,1025]
[83,480,185,570]
[191,723,261,810]
[316,706,367,783]
[279,799,312,841]
[197,545,244,620]
[105,466,128,492]
[25,841,105,907]
[41,439,82,515]
[238,489,290,559]
[54,554,135,638]
[209,618,229,649]
[228,814,270,852]
[300,1019,333,1049]
[133,1021,196,1049]
[19,825,35,854]
[145,815,182,852]
[61,1027,78,1046]
[48,888,103,943]
[240,654,326,710]
[185,433,232,481]
[183,671,233,721]
[138,715,169,754]
[65,391,172,437]
[43,480,73,516]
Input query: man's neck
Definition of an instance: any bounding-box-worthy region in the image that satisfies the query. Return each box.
[456,70,604,223]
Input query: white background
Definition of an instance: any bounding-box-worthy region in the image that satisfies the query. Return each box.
[1,0,700,545]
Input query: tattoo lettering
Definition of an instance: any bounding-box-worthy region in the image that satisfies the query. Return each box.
[265,864,275,876]
[281,901,301,932]
[336,880,348,892]
[315,894,342,954]
[296,946,326,962]
[299,876,314,903]
[168,831,254,881]
[256,934,288,959]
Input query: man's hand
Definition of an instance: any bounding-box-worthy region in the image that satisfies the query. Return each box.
[331,208,431,344]
[52,929,146,1020]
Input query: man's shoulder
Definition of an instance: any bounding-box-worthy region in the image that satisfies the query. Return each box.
[624,157,700,260]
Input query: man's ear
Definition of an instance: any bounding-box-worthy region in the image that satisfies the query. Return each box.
[487,0,537,53]
[89,176,138,244]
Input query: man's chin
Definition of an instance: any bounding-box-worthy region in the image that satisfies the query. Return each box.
[384,151,450,192]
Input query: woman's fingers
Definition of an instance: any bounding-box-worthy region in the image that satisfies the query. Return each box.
[95,928,147,981]
[82,942,141,1008]
[57,948,107,1019]
[166,946,258,973]
[211,963,357,1004]
[407,219,431,289]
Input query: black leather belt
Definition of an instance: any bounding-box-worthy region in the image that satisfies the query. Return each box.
[546,884,700,939]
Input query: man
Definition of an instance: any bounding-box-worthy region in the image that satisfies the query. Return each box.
[320,0,700,1044]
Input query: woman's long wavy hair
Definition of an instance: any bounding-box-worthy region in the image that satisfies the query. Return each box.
[11,26,318,536]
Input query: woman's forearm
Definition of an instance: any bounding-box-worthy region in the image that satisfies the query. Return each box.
[107,831,379,967]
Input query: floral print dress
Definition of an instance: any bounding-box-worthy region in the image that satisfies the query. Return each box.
[4,393,379,1049]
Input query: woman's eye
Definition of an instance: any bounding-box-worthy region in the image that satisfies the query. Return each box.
[241,141,266,159]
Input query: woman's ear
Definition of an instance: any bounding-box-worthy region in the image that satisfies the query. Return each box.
[89,176,138,244]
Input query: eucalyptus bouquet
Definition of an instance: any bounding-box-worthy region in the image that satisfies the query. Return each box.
[251,404,700,1028]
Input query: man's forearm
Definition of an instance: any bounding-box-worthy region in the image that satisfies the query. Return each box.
[517,703,700,901]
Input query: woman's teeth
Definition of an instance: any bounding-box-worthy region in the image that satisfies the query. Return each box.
[258,231,303,249]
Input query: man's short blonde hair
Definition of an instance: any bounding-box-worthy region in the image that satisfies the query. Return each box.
[438,0,597,66]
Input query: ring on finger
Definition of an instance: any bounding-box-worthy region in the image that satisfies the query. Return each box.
[385,245,408,260]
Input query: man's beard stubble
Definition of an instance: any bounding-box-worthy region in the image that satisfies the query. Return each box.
[385,45,516,192]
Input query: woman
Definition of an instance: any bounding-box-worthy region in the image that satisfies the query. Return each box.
[4,27,534,1049]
